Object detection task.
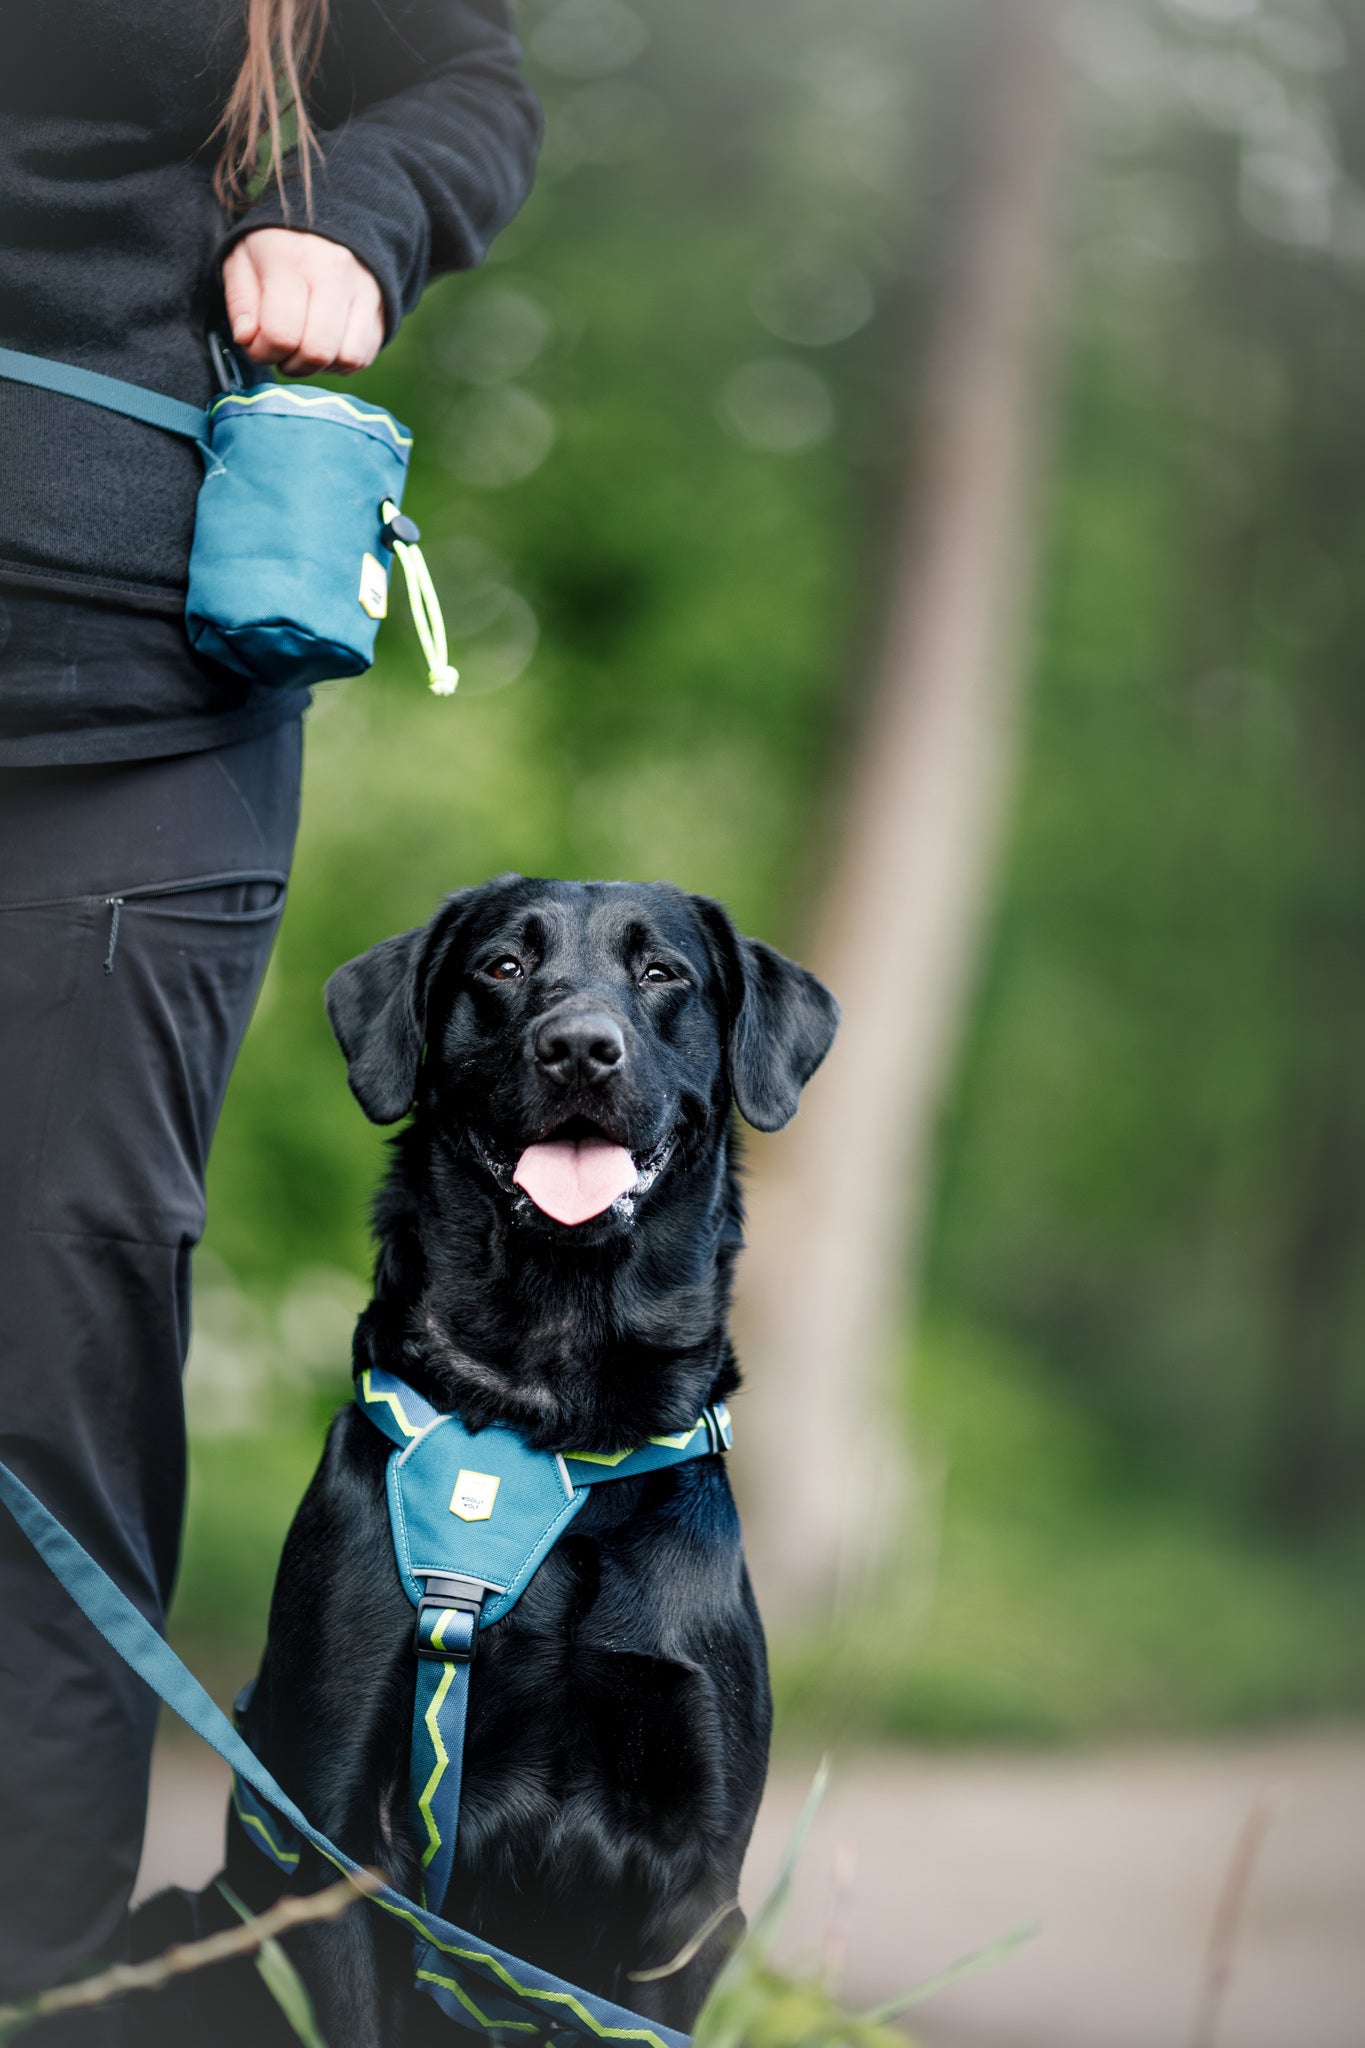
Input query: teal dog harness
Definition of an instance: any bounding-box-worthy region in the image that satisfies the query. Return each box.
[232,1367,732,2026]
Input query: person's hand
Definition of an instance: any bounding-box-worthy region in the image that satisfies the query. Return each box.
[222,229,385,375]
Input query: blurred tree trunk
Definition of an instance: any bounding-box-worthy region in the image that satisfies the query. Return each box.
[1259,749,1365,1530]
[1263,1089,1361,1532]
[734,0,1068,1620]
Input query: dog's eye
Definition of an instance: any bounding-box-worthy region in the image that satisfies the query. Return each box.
[487,957,524,982]
[640,962,677,985]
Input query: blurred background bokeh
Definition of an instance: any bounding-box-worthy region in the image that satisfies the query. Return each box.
[153,0,1365,2039]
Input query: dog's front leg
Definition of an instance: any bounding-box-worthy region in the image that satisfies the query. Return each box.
[272,1844,413,2048]
[236,1410,425,2043]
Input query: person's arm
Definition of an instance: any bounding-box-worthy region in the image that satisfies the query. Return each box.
[217,0,541,375]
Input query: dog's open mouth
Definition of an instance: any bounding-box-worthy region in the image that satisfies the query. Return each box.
[513,1123,637,1226]
[474,1116,674,1227]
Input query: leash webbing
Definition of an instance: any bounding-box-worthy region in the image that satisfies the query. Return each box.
[0,1456,689,2048]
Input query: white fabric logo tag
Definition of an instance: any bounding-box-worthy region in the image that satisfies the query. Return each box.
[359,552,389,620]
[450,1469,499,1522]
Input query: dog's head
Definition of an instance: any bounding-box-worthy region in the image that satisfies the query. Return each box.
[325,875,838,1238]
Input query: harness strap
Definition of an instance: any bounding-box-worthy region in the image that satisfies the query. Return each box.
[357,1364,444,1446]
[0,346,210,444]
[564,1403,734,1484]
[413,1578,480,1912]
[357,1364,733,1477]
[0,1457,688,2048]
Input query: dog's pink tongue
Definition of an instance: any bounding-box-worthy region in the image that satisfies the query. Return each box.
[513,1138,638,1225]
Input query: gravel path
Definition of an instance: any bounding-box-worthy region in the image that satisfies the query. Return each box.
[137,1731,1365,2048]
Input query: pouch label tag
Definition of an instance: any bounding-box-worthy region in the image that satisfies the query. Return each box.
[359,552,389,620]
[450,1470,500,1522]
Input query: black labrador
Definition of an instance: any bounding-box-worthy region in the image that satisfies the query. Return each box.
[139,874,837,2046]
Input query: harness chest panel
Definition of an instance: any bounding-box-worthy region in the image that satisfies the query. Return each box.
[386,1411,586,1624]
[358,1365,731,1628]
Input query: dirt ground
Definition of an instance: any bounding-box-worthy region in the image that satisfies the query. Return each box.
[136,1731,1365,2048]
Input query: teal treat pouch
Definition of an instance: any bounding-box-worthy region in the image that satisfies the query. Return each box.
[188,384,412,686]
[188,382,457,693]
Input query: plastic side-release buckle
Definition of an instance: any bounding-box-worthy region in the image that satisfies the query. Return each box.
[414,1574,488,1663]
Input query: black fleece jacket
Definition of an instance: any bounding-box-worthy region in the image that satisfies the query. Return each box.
[0,0,540,614]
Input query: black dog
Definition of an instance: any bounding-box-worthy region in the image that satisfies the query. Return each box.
[172,875,837,2045]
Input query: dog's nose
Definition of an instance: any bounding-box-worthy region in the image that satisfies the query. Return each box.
[534,1012,625,1088]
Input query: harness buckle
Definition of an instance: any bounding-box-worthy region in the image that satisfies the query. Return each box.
[704,1402,733,1455]
[415,1574,488,1664]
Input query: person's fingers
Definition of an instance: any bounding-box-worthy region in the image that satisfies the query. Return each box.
[221,244,263,349]
[248,263,311,366]
[280,287,349,376]
[221,229,384,371]
[334,288,385,374]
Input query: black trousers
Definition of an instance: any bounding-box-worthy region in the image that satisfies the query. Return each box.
[0,721,302,2017]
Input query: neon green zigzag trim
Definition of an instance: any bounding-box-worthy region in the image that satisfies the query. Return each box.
[418,1623,457,1872]
[414,1966,537,2032]
[304,1829,673,2048]
[232,1781,300,1870]
[236,1782,670,2046]
[209,384,413,448]
[568,1423,700,1469]
[360,1367,421,1438]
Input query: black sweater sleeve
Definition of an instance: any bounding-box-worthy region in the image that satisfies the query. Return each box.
[217,0,542,336]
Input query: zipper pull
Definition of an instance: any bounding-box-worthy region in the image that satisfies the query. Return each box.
[103,897,123,975]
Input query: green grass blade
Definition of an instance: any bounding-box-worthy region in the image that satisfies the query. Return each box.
[861,1921,1039,2022]
[216,1881,331,2048]
[746,1756,831,1955]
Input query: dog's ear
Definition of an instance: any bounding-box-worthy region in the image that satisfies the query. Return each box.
[325,883,515,1124]
[689,896,840,1132]
[325,924,431,1124]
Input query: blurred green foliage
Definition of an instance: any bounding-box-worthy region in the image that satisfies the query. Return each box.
[775,1320,1365,1742]
[186,0,1365,1735]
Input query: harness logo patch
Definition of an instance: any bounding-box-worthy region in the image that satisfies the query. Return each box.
[450,1469,499,1522]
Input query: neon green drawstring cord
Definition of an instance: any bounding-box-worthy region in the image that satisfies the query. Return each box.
[382,501,459,696]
